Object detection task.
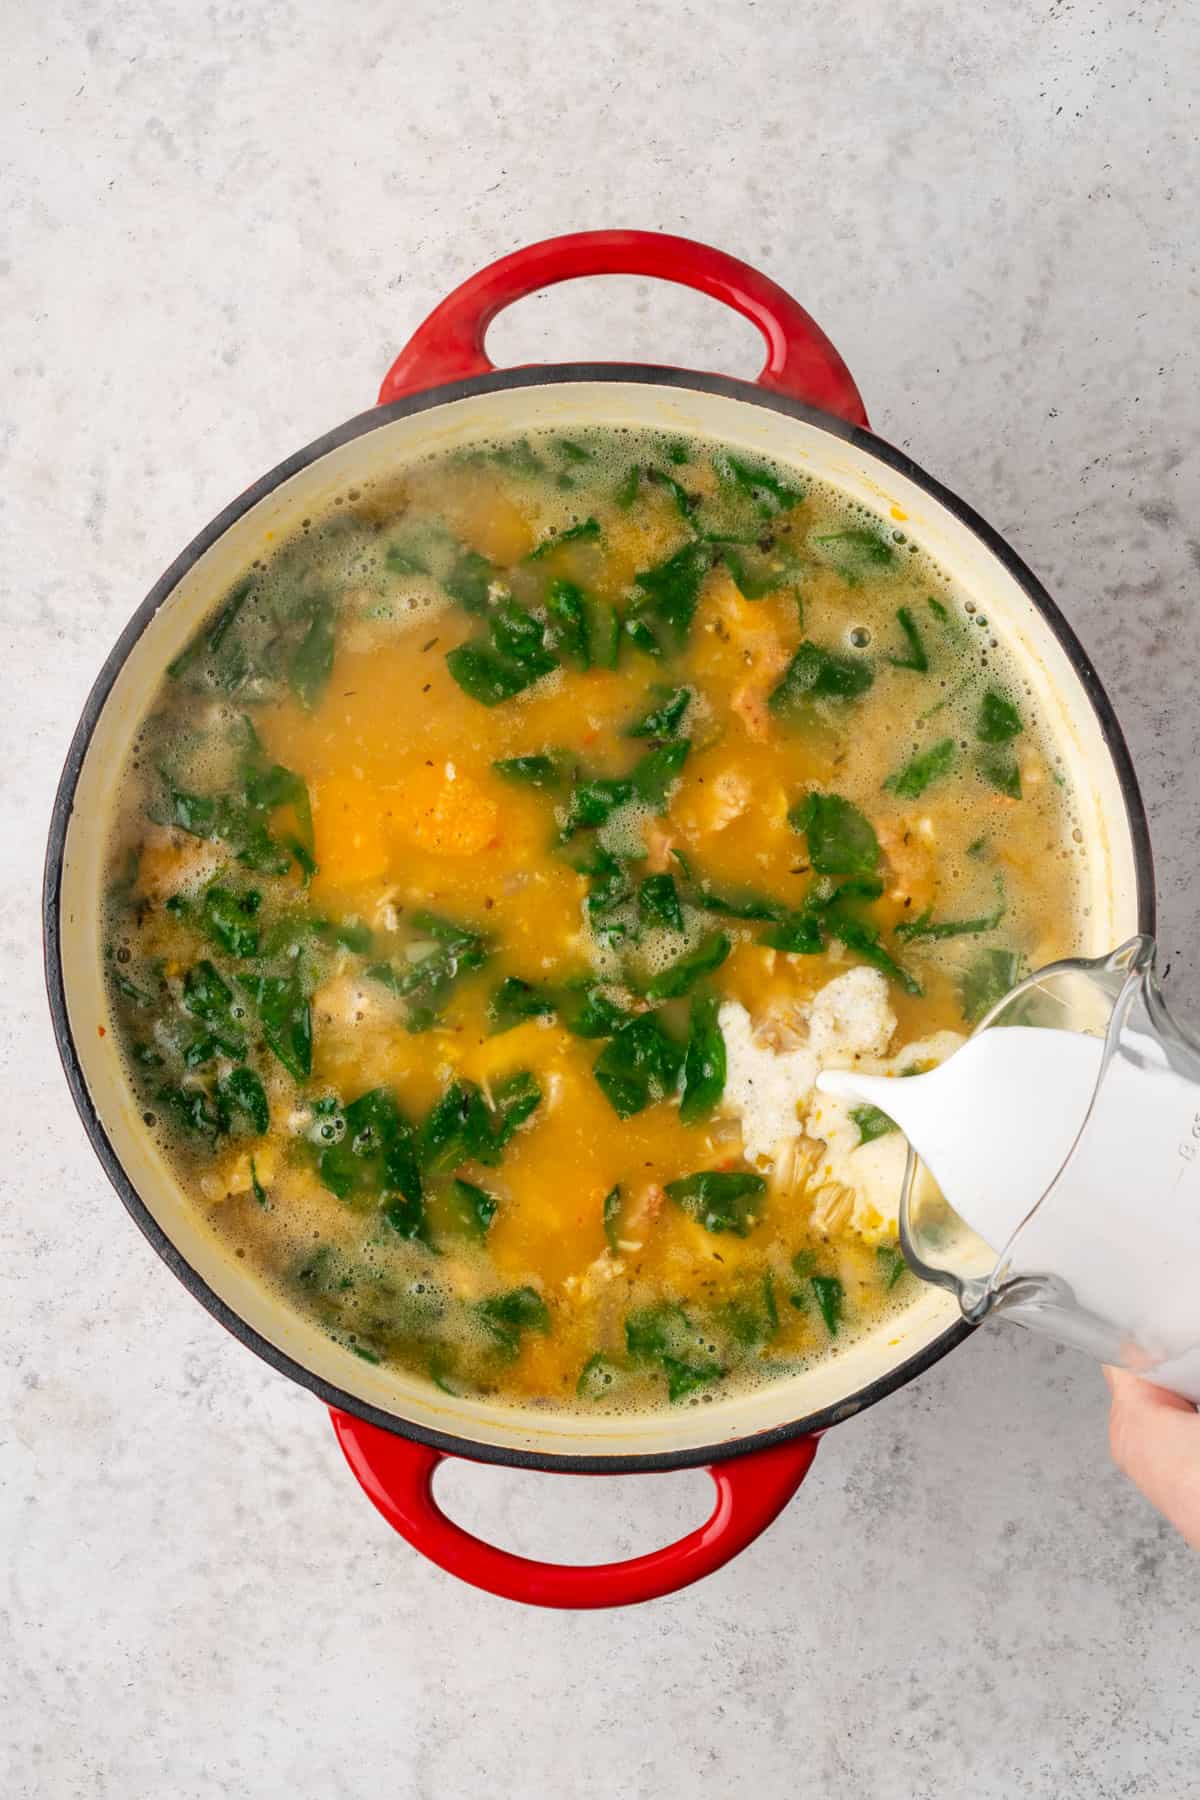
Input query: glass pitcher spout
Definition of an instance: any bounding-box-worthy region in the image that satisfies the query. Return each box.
[899,935,1200,1399]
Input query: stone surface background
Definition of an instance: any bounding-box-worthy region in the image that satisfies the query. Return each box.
[3,2,1198,1794]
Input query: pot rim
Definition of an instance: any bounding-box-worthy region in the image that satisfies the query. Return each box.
[43,362,1155,1473]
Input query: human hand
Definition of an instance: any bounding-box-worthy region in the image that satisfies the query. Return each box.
[1105,1366,1200,1549]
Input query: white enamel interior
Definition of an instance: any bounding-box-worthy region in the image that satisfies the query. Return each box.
[55,378,1144,1461]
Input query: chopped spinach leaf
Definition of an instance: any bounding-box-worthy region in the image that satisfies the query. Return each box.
[977,688,1023,743]
[637,872,684,933]
[593,1011,685,1118]
[237,972,312,1080]
[850,1103,897,1146]
[889,606,929,672]
[789,791,881,877]
[720,1272,779,1347]
[166,745,314,882]
[813,526,895,583]
[559,775,634,841]
[624,1302,725,1401]
[577,1352,623,1400]
[630,739,689,809]
[625,1302,690,1361]
[665,1170,766,1237]
[446,630,555,707]
[544,580,591,669]
[615,465,642,508]
[492,753,568,788]
[645,930,731,1001]
[716,452,804,518]
[810,1274,845,1336]
[721,541,802,602]
[486,437,545,478]
[219,1066,270,1135]
[114,972,155,1010]
[829,916,922,996]
[585,594,620,669]
[155,1082,228,1143]
[678,991,726,1125]
[448,1177,499,1239]
[443,547,495,613]
[626,541,713,654]
[895,879,1006,942]
[197,884,261,958]
[316,1089,422,1231]
[488,975,557,1034]
[420,1080,493,1173]
[960,947,1020,1025]
[626,686,692,740]
[978,749,1022,798]
[762,909,824,954]
[527,516,601,559]
[167,576,255,687]
[570,846,634,926]
[288,597,336,710]
[183,1028,245,1069]
[366,912,487,1030]
[419,1072,541,1174]
[692,880,789,923]
[183,960,239,1028]
[479,1070,543,1165]
[662,1357,725,1402]
[558,981,631,1039]
[876,1244,908,1291]
[475,1286,550,1357]
[645,466,700,521]
[770,641,874,715]
[884,736,957,800]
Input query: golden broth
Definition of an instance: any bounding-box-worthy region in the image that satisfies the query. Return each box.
[102,428,1084,1412]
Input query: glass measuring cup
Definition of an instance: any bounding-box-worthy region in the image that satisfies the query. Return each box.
[900,936,1200,1399]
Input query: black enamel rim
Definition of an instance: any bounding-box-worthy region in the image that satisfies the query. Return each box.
[43,363,1155,1475]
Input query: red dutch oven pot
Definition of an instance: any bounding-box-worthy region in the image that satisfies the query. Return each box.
[44,232,1153,1608]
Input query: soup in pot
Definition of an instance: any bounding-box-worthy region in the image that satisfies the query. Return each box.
[102,428,1086,1410]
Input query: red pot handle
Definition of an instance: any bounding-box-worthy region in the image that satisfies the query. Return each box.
[330,1408,818,1609]
[377,229,867,426]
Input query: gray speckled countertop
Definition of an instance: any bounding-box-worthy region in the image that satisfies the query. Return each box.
[4,3,1200,1795]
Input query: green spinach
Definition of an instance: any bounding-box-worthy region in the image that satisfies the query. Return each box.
[678,992,726,1125]
[664,1170,766,1237]
[770,641,874,716]
[789,791,880,877]
[593,1012,685,1118]
[884,737,957,800]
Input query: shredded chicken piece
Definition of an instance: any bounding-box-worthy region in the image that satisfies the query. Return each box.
[135,827,223,903]
[753,1001,811,1054]
[731,680,772,742]
[371,886,403,932]
[876,816,938,910]
[705,768,753,832]
[641,817,676,873]
[623,1182,666,1246]
[769,1132,826,1198]
[312,972,389,1032]
[808,1182,856,1237]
